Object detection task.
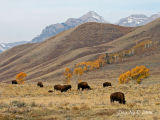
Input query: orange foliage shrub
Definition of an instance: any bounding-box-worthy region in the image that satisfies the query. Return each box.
[119,65,149,84]
[16,72,27,84]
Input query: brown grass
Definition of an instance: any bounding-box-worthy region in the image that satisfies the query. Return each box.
[0,77,159,120]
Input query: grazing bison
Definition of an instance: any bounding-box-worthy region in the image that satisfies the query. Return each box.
[78,82,91,91]
[48,90,53,93]
[60,85,71,92]
[54,84,71,92]
[12,80,18,84]
[110,92,126,104]
[103,82,112,87]
[54,84,62,91]
[37,82,43,87]
[63,85,71,91]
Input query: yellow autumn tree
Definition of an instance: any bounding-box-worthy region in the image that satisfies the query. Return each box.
[130,65,149,84]
[64,68,72,84]
[16,72,27,84]
[119,65,149,84]
[73,67,84,83]
[98,54,106,67]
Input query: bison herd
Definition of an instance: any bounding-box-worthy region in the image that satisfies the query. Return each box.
[11,80,126,104]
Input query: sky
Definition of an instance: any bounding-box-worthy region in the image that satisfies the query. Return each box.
[0,0,160,43]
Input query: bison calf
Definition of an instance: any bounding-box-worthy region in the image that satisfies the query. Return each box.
[54,84,71,92]
[37,82,43,87]
[110,92,126,104]
[12,80,18,84]
[103,82,111,87]
[78,82,91,91]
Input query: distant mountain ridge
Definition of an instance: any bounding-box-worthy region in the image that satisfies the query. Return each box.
[31,11,107,43]
[1,11,160,53]
[118,13,160,27]
[0,11,107,53]
[0,41,28,53]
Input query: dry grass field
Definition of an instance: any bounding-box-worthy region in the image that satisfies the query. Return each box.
[0,74,160,120]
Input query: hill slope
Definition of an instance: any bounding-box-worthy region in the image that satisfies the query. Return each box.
[0,22,132,82]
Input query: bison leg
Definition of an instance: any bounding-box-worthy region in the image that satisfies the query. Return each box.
[119,99,123,104]
[77,86,80,90]
[110,97,114,103]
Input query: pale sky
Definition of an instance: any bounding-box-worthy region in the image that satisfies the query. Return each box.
[0,0,160,43]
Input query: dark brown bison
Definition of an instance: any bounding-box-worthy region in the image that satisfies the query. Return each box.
[103,82,112,87]
[54,84,62,91]
[110,92,126,104]
[48,90,53,93]
[78,82,91,91]
[12,80,18,84]
[62,85,71,92]
[37,82,43,87]
[54,84,71,92]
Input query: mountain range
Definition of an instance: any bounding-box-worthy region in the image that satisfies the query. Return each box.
[0,16,160,82]
[0,41,28,53]
[0,11,160,53]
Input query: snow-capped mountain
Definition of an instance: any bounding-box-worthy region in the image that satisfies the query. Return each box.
[79,11,106,23]
[118,14,149,27]
[31,11,107,43]
[118,13,160,27]
[0,44,6,53]
[0,41,28,53]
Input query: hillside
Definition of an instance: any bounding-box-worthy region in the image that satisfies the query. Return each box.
[0,22,133,82]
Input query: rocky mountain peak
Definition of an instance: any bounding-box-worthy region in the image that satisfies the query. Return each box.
[118,14,149,27]
[80,11,106,23]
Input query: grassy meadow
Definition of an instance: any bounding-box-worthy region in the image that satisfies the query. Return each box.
[0,75,160,120]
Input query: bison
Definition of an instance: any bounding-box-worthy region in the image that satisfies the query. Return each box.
[63,85,71,92]
[12,80,18,84]
[37,82,43,87]
[54,84,71,92]
[110,92,126,104]
[103,82,112,87]
[54,84,62,91]
[48,90,53,93]
[78,82,91,91]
